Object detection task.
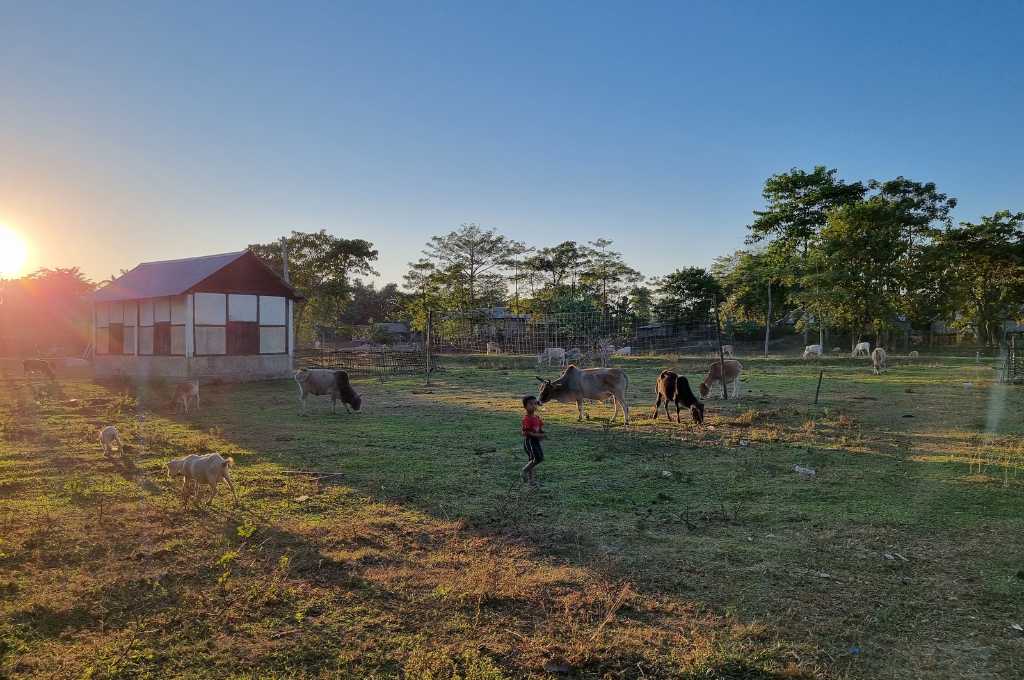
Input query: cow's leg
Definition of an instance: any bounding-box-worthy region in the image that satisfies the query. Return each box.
[652,395,662,420]
[331,396,337,414]
[622,399,630,425]
[673,401,681,422]
[610,397,620,423]
[576,399,585,421]
[298,386,307,416]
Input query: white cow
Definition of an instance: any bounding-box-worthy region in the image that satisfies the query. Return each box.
[852,342,871,358]
[612,346,632,356]
[536,347,567,367]
[802,344,823,360]
[721,344,735,358]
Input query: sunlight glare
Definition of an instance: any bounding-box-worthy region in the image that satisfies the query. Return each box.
[0,226,29,277]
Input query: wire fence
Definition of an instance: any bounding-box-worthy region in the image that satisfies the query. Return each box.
[295,346,438,379]
[1005,333,1023,383]
[430,309,723,360]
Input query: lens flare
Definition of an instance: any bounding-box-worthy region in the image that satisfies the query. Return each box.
[0,226,29,277]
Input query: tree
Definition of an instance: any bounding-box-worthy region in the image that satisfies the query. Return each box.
[627,285,654,323]
[421,223,511,310]
[580,239,643,314]
[0,267,95,355]
[652,267,723,329]
[715,249,789,349]
[748,166,866,256]
[250,230,379,342]
[340,280,406,325]
[939,210,1024,346]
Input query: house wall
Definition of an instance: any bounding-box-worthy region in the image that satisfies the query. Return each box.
[94,354,292,382]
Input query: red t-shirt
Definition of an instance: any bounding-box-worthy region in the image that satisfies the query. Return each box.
[522,414,543,436]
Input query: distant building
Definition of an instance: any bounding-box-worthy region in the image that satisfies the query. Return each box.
[92,250,302,381]
[374,321,412,342]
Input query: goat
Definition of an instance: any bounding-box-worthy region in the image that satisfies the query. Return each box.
[485,341,500,354]
[99,426,123,456]
[721,345,735,358]
[172,453,238,505]
[699,359,743,399]
[167,454,201,499]
[172,380,200,415]
[652,370,704,424]
[872,347,887,374]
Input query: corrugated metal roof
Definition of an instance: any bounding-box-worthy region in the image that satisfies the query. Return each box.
[93,251,247,303]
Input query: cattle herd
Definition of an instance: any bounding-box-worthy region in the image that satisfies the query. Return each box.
[17,342,909,507]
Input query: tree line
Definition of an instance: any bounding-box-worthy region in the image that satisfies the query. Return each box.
[2,165,1020,355]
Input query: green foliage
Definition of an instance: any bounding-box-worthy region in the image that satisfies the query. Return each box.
[250,230,379,342]
[651,267,722,328]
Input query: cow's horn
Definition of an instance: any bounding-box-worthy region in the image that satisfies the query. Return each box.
[534,376,548,383]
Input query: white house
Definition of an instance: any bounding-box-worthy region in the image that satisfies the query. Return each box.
[92,250,302,381]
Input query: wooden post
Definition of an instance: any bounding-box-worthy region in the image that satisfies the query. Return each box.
[425,309,433,386]
[814,369,824,404]
[713,298,728,400]
[764,279,771,359]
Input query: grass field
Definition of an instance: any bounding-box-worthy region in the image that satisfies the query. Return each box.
[1,354,1022,678]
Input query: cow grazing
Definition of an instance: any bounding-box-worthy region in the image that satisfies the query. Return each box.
[99,425,123,456]
[565,347,583,363]
[699,359,743,399]
[852,341,871,358]
[872,347,887,374]
[613,346,632,356]
[23,359,55,380]
[652,370,704,425]
[536,365,630,424]
[802,344,823,360]
[172,380,200,414]
[536,347,566,367]
[721,345,735,358]
[485,341,501,355]
[295,368,362,415]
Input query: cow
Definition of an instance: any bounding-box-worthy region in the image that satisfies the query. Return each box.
[295,368,362,415]
[485,341,501,355]
[652,370,704,425]
[699,359,743,399]
[172,380,200,415]
[23,359,55,379]
[802,344,823,360]
[536,365,630,424]
[852,341,871,358]
[909,350,920,359]
[872,347,887,374]
[613,346,632,356]
[565,347,583,364]
[536,347,566,367]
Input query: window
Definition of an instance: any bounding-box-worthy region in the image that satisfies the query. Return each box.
[154,322,171,355]
[109,324,124,354]
[227,321,260,355]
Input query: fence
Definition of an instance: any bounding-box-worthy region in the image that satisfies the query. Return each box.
[429,309,722,357]
[296,346,437,378]
[1006,333,1023,383]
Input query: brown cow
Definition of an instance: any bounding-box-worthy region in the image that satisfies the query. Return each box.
[536,365,630,424]
[699,359,743,399]
[652,370,704,424]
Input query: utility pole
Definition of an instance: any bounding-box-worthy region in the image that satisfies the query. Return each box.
[714,296,728,400]
[280,237,290,283]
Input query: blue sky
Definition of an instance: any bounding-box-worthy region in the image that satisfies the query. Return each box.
[1,1,1021,284]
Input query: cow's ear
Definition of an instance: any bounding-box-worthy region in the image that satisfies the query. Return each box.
[534,376,547,383]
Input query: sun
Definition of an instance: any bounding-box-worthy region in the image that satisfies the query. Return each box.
[0,226,29,277]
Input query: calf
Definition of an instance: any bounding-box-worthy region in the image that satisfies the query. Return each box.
[99,425,123,456]
[699,359,743,399]
[536,347,566,367]
[295,368,362,415]
[23,359,55,379]
[872,347,887,374]
[537,365,630,424]
[852,341,871,357]
[172,380,200,415]
[652,370,704,424]
[802,344,823,360]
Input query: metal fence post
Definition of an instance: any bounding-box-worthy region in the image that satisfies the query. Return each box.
[714,298,728,400]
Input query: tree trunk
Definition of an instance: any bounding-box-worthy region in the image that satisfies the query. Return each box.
[763,280,772,359]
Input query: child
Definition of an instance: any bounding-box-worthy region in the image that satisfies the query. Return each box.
[521,395,545,486]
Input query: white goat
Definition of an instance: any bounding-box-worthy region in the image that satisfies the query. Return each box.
[909,350,919,359]
[170,453,238,505]
[99,426,123,456]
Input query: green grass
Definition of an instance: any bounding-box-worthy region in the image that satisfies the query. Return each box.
[1,354,1022,678]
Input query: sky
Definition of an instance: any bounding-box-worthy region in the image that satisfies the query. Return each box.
[1,1,1022,285]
